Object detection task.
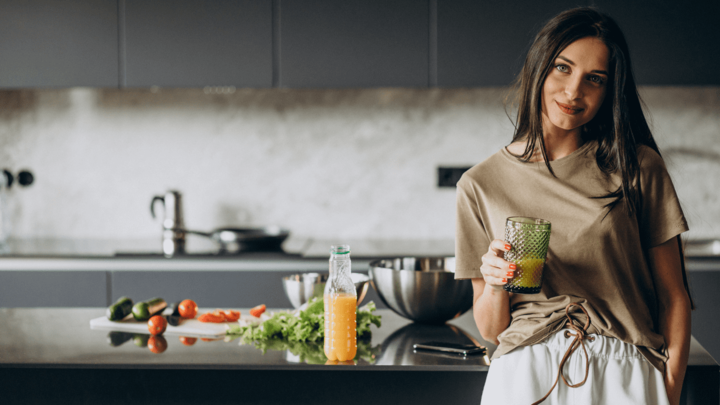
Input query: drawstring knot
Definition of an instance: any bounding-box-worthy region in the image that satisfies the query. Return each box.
[531,303,593,405]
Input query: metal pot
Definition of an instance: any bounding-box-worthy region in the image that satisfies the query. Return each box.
[185,226,290,253]
[369,257,473,324]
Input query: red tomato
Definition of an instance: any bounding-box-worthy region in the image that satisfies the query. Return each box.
[249,304,266,318]
[223,310,241,322]
[178,299,198,319]
[148,335,168,353]
[198,312,225,323]
[147,315,167,335]
[179,336,197,346]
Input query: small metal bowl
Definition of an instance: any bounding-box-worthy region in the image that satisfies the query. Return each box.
[369,257,473,324]
[282,272,370,309]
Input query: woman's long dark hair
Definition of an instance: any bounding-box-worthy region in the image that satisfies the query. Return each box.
[510,7,657,218]
[510,7,695,309]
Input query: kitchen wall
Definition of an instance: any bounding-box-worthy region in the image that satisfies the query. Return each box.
[0,86,718,244]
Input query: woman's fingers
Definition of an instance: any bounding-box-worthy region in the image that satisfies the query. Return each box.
[481,262,515,284]
[490,239,512,256]
[482,240,516,287]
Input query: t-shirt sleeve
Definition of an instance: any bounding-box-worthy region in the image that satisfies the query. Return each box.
[638,147,689,248]
[455,174,489,279]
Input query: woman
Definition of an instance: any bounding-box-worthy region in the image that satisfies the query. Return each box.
[454,7,692,405]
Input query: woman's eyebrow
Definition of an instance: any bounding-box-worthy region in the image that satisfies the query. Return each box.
[557,55,608,75]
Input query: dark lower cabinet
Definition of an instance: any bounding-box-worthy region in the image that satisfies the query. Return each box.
[1,367,716,404]
[688,270,720,363]
[109,270,386,309]
[0,271,108,307]
[0,0,118,88]
[0,269,386,309]
[1,369,485,405]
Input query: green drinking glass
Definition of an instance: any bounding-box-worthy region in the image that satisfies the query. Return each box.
[503,217,551,294]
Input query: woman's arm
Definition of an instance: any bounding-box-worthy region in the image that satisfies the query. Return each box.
[648,236,691,405]
[471,239,514,344]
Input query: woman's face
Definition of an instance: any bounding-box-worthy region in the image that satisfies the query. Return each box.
[541,37,610,137]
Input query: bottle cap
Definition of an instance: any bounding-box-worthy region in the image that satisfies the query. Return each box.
[330,244,350,255]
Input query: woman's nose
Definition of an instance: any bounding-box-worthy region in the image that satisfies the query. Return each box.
[564,76,584,100]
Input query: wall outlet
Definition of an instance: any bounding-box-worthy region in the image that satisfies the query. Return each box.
[437,166,472,188]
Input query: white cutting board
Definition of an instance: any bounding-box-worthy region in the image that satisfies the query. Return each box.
[89,309,258,338]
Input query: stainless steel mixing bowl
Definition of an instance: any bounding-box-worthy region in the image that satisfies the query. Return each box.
[369,257,473,324]
[282,272,370,309]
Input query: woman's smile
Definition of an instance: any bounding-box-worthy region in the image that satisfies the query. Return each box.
[555,101,584,115]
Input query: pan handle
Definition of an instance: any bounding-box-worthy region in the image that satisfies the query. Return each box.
[184,229,212,238]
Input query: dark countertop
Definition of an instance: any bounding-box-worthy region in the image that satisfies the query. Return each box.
[0,308,495,372]
[1,308,716,371]
[2,308,717,405]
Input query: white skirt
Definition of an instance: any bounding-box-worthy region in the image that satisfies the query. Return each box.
[481,330,669,405]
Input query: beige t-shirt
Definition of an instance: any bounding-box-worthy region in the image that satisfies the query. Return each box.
[455,140,689,372]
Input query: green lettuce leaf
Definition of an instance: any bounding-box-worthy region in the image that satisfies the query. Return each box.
[226,297,382,362]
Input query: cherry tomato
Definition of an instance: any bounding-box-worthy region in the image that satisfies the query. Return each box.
[178,299,198,319]
[179,336,197,346]
[147,315,167,335]
[249,304,266,318]
[148,335,168,353]
[223,310,241,322]
[198,312,225,323]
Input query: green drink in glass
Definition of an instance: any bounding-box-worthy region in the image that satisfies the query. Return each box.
[503,217,551,294]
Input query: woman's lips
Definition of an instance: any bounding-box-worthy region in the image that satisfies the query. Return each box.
[556,101,583,115]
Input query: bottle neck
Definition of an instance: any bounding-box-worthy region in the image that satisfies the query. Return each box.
[329,253,351,276]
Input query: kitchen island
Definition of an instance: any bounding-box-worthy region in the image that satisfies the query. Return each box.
[0,308,717,405]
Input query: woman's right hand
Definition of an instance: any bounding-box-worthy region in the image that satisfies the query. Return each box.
[481,239,516,290]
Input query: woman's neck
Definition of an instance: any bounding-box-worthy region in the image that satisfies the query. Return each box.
[541,130,584,160]
[507,122,584,162]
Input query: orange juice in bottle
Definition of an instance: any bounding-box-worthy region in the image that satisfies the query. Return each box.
[324,245,357,362]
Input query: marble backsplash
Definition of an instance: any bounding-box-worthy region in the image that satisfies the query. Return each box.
[0,86,718,243]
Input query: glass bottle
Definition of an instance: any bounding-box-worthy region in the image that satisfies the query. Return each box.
[323,244,357,362]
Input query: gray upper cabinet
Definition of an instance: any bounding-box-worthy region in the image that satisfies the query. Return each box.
[437,0,590,87]
[592,0,720,85]
[280,0,429,88]
[123,0,272,87]
[0,0,118,88]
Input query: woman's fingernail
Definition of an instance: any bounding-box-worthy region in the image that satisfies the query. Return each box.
[506,271,513,277]
[501,278,507,283]
[504,244,511,251]
[509,263,517,270]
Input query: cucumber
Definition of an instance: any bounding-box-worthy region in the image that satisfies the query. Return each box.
[165,315,182,327]
[106,296,134,321]
[168,301,181,317]
[131,297,167,321]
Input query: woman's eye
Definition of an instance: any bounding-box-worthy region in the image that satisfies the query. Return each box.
[555,64,569,73]
[588,75,605,85]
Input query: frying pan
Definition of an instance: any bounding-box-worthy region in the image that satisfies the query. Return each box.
[185,226,290,253]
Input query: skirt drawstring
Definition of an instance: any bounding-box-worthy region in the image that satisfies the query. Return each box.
[531,303,595,405]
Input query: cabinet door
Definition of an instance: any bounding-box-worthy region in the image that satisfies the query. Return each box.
[124,0,272,87]
[592,0,720,85]
[0,0,118,88]
[280,0,429,88]
[438,0,590,87]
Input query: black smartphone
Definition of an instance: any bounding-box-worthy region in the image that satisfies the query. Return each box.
[412,341,486,356]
